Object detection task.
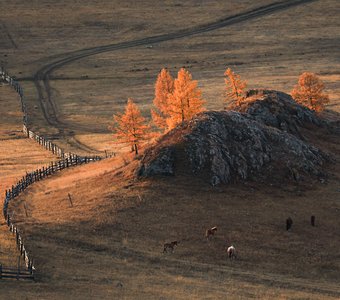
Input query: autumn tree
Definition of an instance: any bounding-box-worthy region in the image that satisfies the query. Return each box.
[291,72,329,112]
[110,98,150,155]
[224,68,247,107]
[166,68,205,130]
[151,68,174,130]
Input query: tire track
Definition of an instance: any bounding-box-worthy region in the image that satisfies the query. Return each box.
[1,23,18,49]
[33,0,316,150]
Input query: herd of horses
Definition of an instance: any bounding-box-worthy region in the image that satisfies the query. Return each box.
[162,226,236,260]
[163,216,317,260]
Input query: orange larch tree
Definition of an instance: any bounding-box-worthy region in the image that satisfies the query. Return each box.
[151,68,174,131]
[110,98,150,155]
[291,72,329,112]
[224,68,247,107]
[166,68,205,130]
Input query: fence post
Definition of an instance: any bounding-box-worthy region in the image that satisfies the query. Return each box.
[16,229,19,248]
[17,256,20,280]
[24,203,28,218]
[68,193,73,207]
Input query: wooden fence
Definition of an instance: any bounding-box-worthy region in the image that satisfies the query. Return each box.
[23,124,82,159]
[1,151,100,280]
[0,68,105,279]
[3,154,101,218]
[0,67,28,125]
[0,264,34,280]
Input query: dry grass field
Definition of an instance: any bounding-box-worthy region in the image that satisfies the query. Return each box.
[0,0,339,299]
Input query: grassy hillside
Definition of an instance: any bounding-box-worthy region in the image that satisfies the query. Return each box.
[2,123,340,298]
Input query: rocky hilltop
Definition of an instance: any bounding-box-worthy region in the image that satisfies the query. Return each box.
[137,90,332,185]
[234,90,325,137]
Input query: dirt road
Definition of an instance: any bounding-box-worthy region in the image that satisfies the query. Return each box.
[33,0,315,152]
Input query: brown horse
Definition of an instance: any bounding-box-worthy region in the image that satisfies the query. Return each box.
[286,217,293,231]
[205,226,217,240]
[163,241,179,253]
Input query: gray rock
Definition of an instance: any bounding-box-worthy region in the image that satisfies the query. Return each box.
[233,90,325,137]
[138,91,332,185]
[137,146,175,177]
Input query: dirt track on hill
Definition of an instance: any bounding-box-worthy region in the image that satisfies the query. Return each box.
[33,0,315,151]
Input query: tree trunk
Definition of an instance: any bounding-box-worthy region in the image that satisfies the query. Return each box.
[134,144,138,155]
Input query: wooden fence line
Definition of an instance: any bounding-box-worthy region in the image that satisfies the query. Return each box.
[1,154,101,278]
[0,68,106,279]
[0,67,28,125]
[0,261,34,280]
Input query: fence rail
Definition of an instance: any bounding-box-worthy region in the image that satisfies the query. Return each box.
[1,67,106,280]
[1,67,28,125]
[3,154,101,217]
[0,264,34,280]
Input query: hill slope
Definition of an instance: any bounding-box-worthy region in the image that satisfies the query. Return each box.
[4,91,340,299]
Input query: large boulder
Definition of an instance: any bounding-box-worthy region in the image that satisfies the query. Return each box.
[137,91,331,185]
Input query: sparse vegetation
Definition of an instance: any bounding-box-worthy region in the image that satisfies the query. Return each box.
[224,67,247,107]
[166,68,205,130]
[151,68,174,132]
[110,98,150,155]
[291,72,330,112]
[151,67,205,131]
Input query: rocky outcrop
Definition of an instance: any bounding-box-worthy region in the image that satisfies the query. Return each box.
[234,90,325,137]
[137,91,330,185]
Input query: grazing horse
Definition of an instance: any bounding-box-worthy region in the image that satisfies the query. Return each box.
[311,215,315,226]
[205,226,217,240]
[286,217,293,231]
[227,245,236,260]
[163,241,178,253]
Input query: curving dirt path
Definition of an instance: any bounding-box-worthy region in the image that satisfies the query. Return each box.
[33,0,315,150]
